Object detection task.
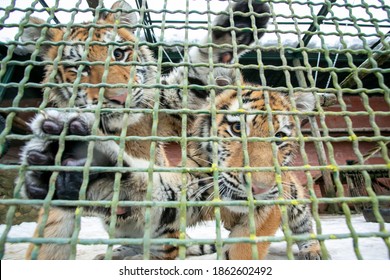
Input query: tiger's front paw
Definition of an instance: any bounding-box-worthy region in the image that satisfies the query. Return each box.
[20,110,103,202]
[298,240,323,260]
[212,1,270,62]
[94,246,143,260]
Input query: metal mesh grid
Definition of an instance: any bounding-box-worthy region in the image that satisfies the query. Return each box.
[0,0,389,260]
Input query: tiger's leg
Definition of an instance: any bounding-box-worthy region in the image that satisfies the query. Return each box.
[158,1,270,114]
[25,208,75,260]
[194,1,270,63]
[223,206,281,260]
[287,180,322,260]
[287,203,322,260]
[20,111,96,259]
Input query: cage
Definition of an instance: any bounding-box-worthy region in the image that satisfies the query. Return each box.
[0,0,389,260]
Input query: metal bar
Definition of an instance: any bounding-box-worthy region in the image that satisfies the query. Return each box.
[38,0,61,24]
[0,65,14,104]
[150,20,390,29]
[370,30,390,50]
[292,58,338,213]
[296,0,337,49]
[340,43,390,89]
[136,0,156,44]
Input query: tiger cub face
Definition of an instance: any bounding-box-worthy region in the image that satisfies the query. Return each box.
[194,87,315,213]
[21,1,156,129]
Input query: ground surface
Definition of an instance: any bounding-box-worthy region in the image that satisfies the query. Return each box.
[1,214,389,260]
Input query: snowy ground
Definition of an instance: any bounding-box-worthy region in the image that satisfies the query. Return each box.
[1,214,389,260]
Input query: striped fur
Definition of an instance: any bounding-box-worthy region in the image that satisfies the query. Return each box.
[19,0,272,259]
[21,84,322,260]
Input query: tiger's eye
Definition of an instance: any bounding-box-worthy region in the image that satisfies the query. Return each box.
[231,122,241,136]
[113,49,125,61]
[275,131,287,138]
[275,131,287,146]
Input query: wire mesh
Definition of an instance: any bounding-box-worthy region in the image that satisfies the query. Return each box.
[0,0,389,260]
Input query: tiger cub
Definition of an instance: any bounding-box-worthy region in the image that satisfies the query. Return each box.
[19,0,271,259]
[21,79,323,260]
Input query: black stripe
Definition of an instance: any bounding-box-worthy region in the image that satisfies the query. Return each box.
[242,92,258,103]
[187,114,195,124]
[170,114,182,121]
[290,183,298,199]
[160,228,176,235]
[220,105,229,111]
[55,72,63,84]
[175,88,183,103]
[159,246,178,254]
[188,77,208,99]
[159,175,176,201]
[206,143,212,154]
[160,89,171,109]
[290,219,311,234]
[160,207,177,227]
[200,245,204,255]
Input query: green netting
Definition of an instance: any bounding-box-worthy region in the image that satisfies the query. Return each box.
[0,0,389,260]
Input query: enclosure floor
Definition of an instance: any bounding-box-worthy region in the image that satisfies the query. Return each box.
[1,214,389,260]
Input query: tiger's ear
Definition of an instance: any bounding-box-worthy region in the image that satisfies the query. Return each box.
[294,92,316,112]
[20,17,64,58]
[101,1,138,32]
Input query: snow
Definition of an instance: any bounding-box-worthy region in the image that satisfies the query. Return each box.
[1,214,389,260]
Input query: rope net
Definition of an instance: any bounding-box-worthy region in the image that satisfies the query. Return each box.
[0,0,389,260]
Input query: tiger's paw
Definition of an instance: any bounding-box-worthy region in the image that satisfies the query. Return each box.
[94,246,143,260]
[212,0,270,62]
[20,110,111,202]
[298,240,323,260]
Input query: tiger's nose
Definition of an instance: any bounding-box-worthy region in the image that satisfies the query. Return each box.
[87,88,128,105]
[106,93,128,105]
[252,185,269,195]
